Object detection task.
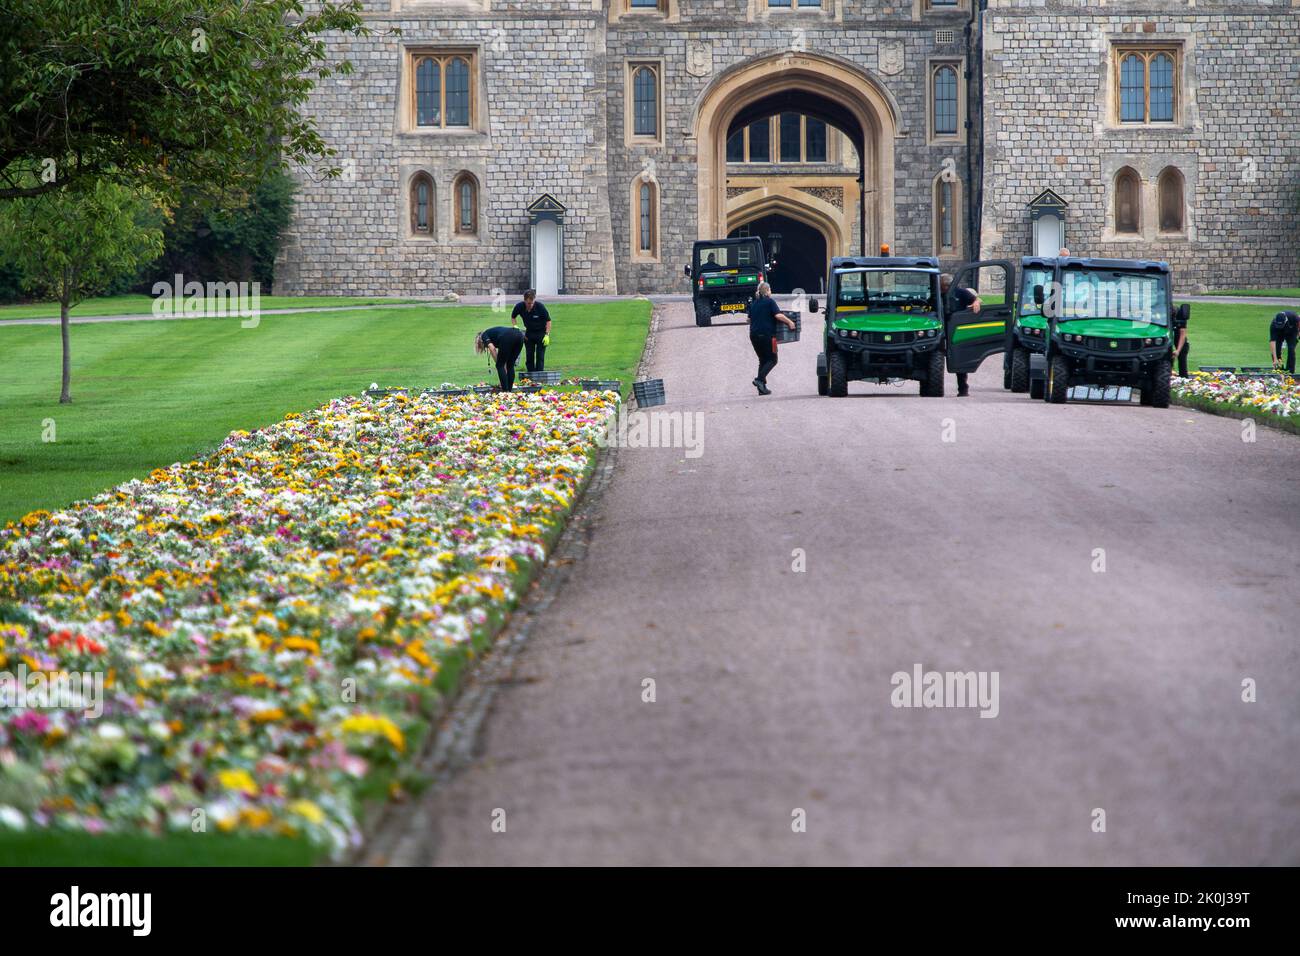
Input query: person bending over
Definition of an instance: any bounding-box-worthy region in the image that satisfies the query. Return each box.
[476,326,525,391]
[1271,310,1298,374]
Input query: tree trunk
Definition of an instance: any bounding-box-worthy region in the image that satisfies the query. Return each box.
[59,294,72,404]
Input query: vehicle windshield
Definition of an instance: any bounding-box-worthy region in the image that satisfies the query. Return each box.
[696,240,763,272]
[1057,269,1169,326]
[834,269,936,312]
[1019,267,1055,317]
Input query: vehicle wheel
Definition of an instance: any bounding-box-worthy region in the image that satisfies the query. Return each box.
[694,301,712,327]
[1029,378,1045,400]
[828,348,848,397]
[1003,364,1012,390]
[1047,354,1070,404]
[919,349,945,397]
[1149,359,1172,408]
[817,372,829,396]
[1009,347,1030,393]
[1139,386,1153,406]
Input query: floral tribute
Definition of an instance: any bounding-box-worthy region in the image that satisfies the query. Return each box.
[0,389,618,855]
[1172,371,1300,419]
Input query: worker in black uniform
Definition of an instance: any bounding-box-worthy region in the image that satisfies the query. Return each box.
[510,289,552,373]
[747,281,797,396]
[1173,304,1190,377]
[1270,310,1297,374]
[475,326,525,391]
[940,273,982,397]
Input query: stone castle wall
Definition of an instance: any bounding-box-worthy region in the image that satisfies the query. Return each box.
[981,0,1300,293]
[276,1,1299,296]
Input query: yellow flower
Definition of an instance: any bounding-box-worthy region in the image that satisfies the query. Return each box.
[281,636,320,655]
[288,800,325,824]
[217,768,259,796]
[251,707,285,724]
[339,713,405,752]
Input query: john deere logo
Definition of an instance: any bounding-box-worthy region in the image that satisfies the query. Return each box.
[884,334,892,342]
[1109,340,1118,348]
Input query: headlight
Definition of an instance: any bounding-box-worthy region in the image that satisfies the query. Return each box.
[1144,338,1153,345]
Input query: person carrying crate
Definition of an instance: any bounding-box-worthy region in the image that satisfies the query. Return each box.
[747,281,797,396]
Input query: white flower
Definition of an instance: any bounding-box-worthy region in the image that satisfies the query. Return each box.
[0,806,26,831]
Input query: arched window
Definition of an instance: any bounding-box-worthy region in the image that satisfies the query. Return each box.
[933,65,958,137]
[1119,54,1145,123]
[1149,54,1175,123]
[632,66,658,138]
[1115,167,1141,235]
[933,173,960,255]
[1158,167,1185,234]
[453,172,478,236]
[410,52,476,129]
[410,173,434,235]
[633,177,658,259]
[445,57,471,127]
[415,58,441,127]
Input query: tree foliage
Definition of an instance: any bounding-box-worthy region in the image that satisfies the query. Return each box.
[0,0,369,202]
[0,180,165,400]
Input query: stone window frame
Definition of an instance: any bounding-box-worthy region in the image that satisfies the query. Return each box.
[631,173,660,263]
[932,171,962,258]
[1107,40,1184,128]
[624,59,665,148]
[610,0,679,23]
[1101,156,1195,244]
[1157,166,1186,237]
[452,171,480,240]
[916,0,968,15]
[1113,166,1142,238]
[746,0,841,23]
[925,56,966,146]
[400,46,485,136]
[405,169,437,242]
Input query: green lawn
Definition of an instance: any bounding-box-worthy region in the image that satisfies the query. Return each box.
[0,293,424,321]
[1206,288,1300,300]
[0,301,650,525]
[1175,298,1286,370]
[0,832,318,867]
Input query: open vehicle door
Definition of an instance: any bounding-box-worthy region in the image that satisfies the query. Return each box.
[945,259,1015,374]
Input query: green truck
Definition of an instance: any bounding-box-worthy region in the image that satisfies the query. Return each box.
[684,237,768,327]
[1027,257,1182,407]
[816,255,1013,398]
[1003,257,1053,396]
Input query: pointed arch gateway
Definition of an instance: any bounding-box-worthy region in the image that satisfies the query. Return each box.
[692,52,900,254]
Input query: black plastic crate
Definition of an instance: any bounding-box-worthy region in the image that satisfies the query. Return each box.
[364,387,409,398]
[423,387,470,397]
[774,310,801,343]
[1198,366,1236,373]
[520,370,562,385]
[514,384,543,394]
[579,379,622,392]
[632,378,666,408]
[472,384,497,395]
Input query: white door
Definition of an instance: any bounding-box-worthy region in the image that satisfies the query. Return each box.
[535,220,559,296]
[1033,214,1062,257]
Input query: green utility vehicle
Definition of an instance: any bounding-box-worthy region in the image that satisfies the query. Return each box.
[1003,257,1053,395]
[685,237,768,327]
[1030,257,1183,407]
[816,256,1014,398]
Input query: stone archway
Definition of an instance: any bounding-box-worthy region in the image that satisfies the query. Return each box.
[692,51,900,255]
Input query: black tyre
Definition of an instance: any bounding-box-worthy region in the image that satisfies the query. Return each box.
[1139,386,1153,406]
[694,300,712,327]
[919,349,945,397]
[1047,354,1070,404]
[828,348,848,397]
[1009,347,1030,393]
[1003,364,1012,390]
[1029,378,1045,400]
[817,371,829,396]
[1149,358,1172,408]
